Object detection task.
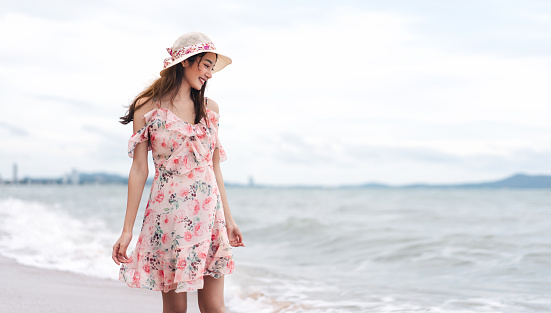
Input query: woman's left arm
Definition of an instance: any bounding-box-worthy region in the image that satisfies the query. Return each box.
[213,157,245,247]
[208,97,245,248]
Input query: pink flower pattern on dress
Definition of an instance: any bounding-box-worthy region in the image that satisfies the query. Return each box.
[119,98,233,293]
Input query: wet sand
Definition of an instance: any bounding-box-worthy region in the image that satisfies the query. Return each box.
[0,255,202,313]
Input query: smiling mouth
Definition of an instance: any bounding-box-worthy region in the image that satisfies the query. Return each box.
[199,78,206,85]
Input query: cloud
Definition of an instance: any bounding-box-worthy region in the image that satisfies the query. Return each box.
[0,121,29,136]
[1,1,551,185]
[355,0,551,57]
[2,0,107,20]
[32,94,98,111]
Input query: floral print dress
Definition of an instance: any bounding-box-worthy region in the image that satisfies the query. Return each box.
[119,98,234,293]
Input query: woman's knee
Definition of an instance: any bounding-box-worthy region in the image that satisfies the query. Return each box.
[198,302,225,313]
[163,303,187,313]
[197,275,225,313]
[161,290,188,313]
[164,308,187,313]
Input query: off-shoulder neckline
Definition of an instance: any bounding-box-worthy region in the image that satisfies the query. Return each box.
[142,106,218,127]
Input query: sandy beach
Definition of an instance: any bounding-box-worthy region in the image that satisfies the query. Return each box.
[0,255,202,313]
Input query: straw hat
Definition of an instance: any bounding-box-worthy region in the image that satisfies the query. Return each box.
[161,32,232,74]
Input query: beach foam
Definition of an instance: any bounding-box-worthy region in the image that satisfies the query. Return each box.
[0,197,122,279]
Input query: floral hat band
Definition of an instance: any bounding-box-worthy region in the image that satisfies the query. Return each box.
[163,42,216,69]
[161,32,232,74]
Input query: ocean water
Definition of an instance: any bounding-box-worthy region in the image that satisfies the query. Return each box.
[0,184,550,312]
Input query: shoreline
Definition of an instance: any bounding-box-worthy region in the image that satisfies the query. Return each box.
[0,255,202,313]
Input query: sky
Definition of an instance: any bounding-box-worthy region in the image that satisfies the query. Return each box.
[1,0,551,186]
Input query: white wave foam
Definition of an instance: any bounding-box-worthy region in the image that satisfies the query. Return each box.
[0,198,122,279]
[224,267,374,313]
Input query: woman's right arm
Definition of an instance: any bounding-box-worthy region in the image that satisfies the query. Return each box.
[112,99,154,265]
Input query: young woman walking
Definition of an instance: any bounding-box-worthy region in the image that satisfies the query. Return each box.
[112,31,244,313]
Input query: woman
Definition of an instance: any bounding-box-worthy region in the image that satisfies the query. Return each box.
[112,31,244,313]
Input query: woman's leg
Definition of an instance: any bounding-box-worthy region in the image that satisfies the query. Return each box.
[161,290,188,313]
[197,275,225,313]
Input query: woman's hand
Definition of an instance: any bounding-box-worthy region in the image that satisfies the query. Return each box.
[226,222,245,247]
[112,232,133,265]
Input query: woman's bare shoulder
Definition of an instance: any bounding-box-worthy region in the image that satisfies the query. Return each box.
[133,97,158,119]
[206,97,220,114]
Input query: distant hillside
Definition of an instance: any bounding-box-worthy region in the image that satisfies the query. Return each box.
[79,172,128,184]
[10,172,551,188]
[400,173,551,189]
[78,173,551,188]
[453,173,551,188]
[340,182,390,189]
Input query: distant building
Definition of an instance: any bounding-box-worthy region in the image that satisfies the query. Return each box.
[248,176,255,187]
[12,163,18,184]
[71,168,80,185]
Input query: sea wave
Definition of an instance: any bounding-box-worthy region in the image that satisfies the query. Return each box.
[0,197,121,279]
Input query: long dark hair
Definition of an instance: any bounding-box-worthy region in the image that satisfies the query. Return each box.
[120,52,213,125]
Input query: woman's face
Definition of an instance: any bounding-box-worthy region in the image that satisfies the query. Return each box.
[183,52,217,90]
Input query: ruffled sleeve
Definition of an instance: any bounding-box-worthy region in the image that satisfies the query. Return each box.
[208,110,227,162]
[128,109,156,158]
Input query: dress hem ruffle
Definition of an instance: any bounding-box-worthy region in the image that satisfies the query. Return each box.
[119,266,234,293]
